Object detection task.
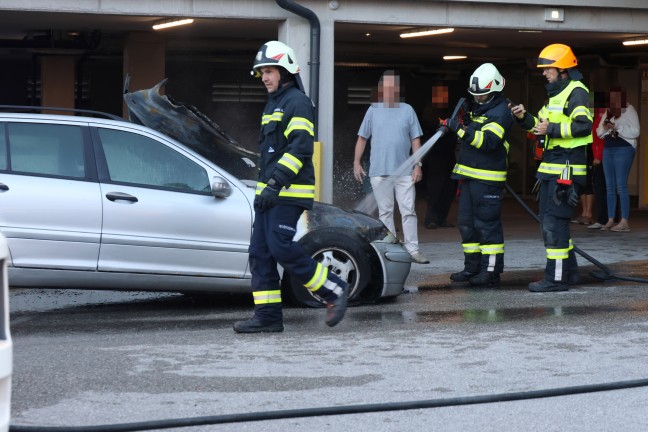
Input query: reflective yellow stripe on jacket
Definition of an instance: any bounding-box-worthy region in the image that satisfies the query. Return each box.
[452,164,507,182]
[537,162,587,177]
[262,112,283,125]
[256,182,316,199]
[284,116,314,138]
[278,153,303,175]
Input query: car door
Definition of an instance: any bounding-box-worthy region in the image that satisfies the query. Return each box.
[0,120,102,270]
[93,125,252,278]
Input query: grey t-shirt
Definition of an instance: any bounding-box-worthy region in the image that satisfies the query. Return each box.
[357,102,423,176]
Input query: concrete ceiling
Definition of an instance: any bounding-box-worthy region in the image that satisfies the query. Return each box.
[0,10,646,70]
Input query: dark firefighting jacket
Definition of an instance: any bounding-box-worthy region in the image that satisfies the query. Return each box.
[257,82,316,210]
[452,93,512,185]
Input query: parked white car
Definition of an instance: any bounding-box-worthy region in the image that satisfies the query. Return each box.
[0,96,411,307]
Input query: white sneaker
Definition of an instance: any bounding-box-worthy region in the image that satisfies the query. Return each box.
[410,252,430,264]
[587,222,603,229]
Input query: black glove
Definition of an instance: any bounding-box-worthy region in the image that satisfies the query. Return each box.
[553,183,579,207]
[254,179,281,212]
[566,185,579,207]
[443,118,462,133]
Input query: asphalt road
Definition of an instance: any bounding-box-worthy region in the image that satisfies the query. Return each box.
[8,255,648,432]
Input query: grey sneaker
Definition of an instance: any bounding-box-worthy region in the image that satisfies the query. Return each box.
[410,252,430,264]
[587,222,603,229]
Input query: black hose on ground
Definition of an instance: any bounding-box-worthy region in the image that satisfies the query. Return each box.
[504,183,648,284]
[10,377,648,431]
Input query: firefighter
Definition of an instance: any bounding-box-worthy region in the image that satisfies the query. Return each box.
[233,41,348,333]
[511,43,592,292]
[445,63,512,287]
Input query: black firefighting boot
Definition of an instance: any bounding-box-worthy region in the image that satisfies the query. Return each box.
[234,303,283,333]
[528,279,568,293]
[323,275,348,327]
[469,271,500,287]
[450,269,479,282]
[450,253,480,282]
[233,318,284,333]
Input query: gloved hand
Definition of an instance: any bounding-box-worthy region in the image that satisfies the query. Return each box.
[566,185,579,207]
[443,117,462,133]
[553,184,579,207]
[254,180,281,212]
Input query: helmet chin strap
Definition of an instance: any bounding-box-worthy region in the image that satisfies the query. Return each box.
[474,93,494,105]
[278,68,306,94]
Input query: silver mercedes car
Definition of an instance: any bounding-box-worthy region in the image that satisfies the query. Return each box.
[0,83,411,307]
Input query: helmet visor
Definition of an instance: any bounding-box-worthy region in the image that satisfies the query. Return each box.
[537,57,556,67]
[468,76,492,95]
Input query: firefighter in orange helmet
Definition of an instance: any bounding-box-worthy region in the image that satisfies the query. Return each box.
[510,44,593,292]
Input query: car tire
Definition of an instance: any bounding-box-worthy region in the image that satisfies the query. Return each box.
[283,230,372,308]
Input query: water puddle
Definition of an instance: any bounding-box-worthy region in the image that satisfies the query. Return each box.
[348,303,648,324]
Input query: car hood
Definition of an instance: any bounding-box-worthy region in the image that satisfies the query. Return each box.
[123,78,260,181]
[122,79,397,244]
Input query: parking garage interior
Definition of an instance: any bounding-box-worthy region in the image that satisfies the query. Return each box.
[0,8,646,207]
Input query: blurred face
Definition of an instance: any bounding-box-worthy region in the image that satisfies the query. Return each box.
[473,94,491,104]
[260,66,281,93]
[541,67,560,83]
[378,74,400,106]
[609,91,624,109]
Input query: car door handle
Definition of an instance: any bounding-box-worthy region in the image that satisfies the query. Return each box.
[106,192,138,203]
[0,183,8,192]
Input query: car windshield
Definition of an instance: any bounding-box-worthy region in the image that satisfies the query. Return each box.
[123,79,260,183]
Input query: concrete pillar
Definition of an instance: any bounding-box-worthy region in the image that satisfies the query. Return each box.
[123,31,166,117]
[41,56,76,111]
[279,17,335,203]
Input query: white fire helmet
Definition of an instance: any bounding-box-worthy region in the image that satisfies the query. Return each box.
[251,41,300,77]
[467,63,505,96]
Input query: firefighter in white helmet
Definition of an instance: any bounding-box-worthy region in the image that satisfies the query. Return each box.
[511,44,592,292]
[445,63,512,287]
[234,41,348,333]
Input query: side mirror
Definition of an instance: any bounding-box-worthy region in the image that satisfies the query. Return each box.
[211,176,232,198]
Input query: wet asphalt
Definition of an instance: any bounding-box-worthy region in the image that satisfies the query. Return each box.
[7,201,648,431]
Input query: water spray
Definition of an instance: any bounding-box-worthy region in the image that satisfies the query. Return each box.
[354,98,467,215]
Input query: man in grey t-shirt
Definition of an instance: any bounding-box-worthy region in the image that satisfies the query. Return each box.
[353,70,429,264]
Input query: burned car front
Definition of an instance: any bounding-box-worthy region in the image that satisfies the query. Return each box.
[124,79,412,306]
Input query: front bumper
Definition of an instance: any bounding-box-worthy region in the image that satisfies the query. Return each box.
[370,240,412,298]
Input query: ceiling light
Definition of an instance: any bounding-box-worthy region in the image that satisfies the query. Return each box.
[623,39,648,46]
[544,8,564,22]
[400,28,454,39]
[152,18,194,31]
[443,55,467,61]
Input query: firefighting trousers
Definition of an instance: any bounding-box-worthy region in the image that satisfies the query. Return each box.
[538,179,579,282]
[457,180,505,274]
[248,204,343,323]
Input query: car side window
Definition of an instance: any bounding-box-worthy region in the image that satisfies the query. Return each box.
[97,128,211,193]
[6,123,85,178]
